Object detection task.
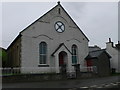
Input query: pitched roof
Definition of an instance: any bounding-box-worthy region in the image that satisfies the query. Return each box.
[59,4,89,41]
[20,2,89,41]
[0,47,6,51]
[85,49,111,59]
[20,4,58,34]
[7,34,21,50]
[7,2,89,50]
[89,45,101,52]
[51,43,72,56]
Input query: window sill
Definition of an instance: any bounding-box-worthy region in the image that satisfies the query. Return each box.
[38,64,49,67]
[72,64,80,66]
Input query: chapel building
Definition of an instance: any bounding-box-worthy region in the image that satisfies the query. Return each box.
[7,2,89,74]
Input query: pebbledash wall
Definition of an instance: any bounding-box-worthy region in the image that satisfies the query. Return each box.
[20,3,89,74]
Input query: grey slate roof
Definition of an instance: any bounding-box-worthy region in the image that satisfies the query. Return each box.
[7,2,89,50]
[85,49,111,59]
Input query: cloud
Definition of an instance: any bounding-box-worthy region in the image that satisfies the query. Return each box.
[63,2,118,48]
[2,2,118,49]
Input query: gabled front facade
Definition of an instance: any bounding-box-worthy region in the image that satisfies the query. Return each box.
[7,2,89,74]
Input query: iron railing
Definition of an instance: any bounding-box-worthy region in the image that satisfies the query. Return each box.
[0,67,20,76]
[80,66,97,73]
[0,66,97,76]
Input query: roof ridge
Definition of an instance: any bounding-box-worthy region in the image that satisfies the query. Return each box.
[20,4,59,34]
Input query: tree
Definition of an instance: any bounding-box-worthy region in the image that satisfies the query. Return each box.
[0,47,7,67]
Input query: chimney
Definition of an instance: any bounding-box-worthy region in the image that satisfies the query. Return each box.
[115,41,120,49]
[106,38,114,48]
[57,1,60,5]
[118,41,120,44]
[109,38,111,42]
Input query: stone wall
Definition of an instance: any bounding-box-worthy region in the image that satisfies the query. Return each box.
[2,73,66,83]
[2,73,98,83]
[7,37,21,67]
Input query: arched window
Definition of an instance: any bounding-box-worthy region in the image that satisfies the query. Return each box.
[39,42,47,64]
[72,45,78,64]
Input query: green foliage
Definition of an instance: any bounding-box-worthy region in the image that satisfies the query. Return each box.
[1,50,7,61]
[0,48,8,67]
[112,73,120,76]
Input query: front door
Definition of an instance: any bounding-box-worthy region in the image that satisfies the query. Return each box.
[59,51,67,73]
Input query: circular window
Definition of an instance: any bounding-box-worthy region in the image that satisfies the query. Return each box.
[55,21,65,33]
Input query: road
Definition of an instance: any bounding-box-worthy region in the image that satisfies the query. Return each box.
[2,76,120,89]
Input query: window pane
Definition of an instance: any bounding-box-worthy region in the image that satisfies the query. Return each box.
[40,55,43,64]
[43,55,46,64]
[72,45,78,64]
[72,49,76,55]
[72,56,77,64]
[39,42,47,64]
[74,49,77,55]
[40,55,46,64]
[43,47,46,54]
[40,47,42,54]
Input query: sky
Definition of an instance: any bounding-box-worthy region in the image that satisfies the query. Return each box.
[1,1,118,49]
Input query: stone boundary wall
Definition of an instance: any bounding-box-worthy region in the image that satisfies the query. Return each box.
[2,73,66,83]
[2,73,98,83]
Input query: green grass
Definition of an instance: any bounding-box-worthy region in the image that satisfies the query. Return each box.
[111,73,120,76]
[2,73,20,76]
[2,72,57,76]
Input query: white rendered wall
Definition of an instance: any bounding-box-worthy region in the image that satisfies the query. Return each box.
[106,43,119,73]
[20,4,89,73]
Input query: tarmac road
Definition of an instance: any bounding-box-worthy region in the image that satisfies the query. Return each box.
[2,75,120,89]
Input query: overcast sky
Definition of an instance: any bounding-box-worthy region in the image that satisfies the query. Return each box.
[1,2,118,49]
